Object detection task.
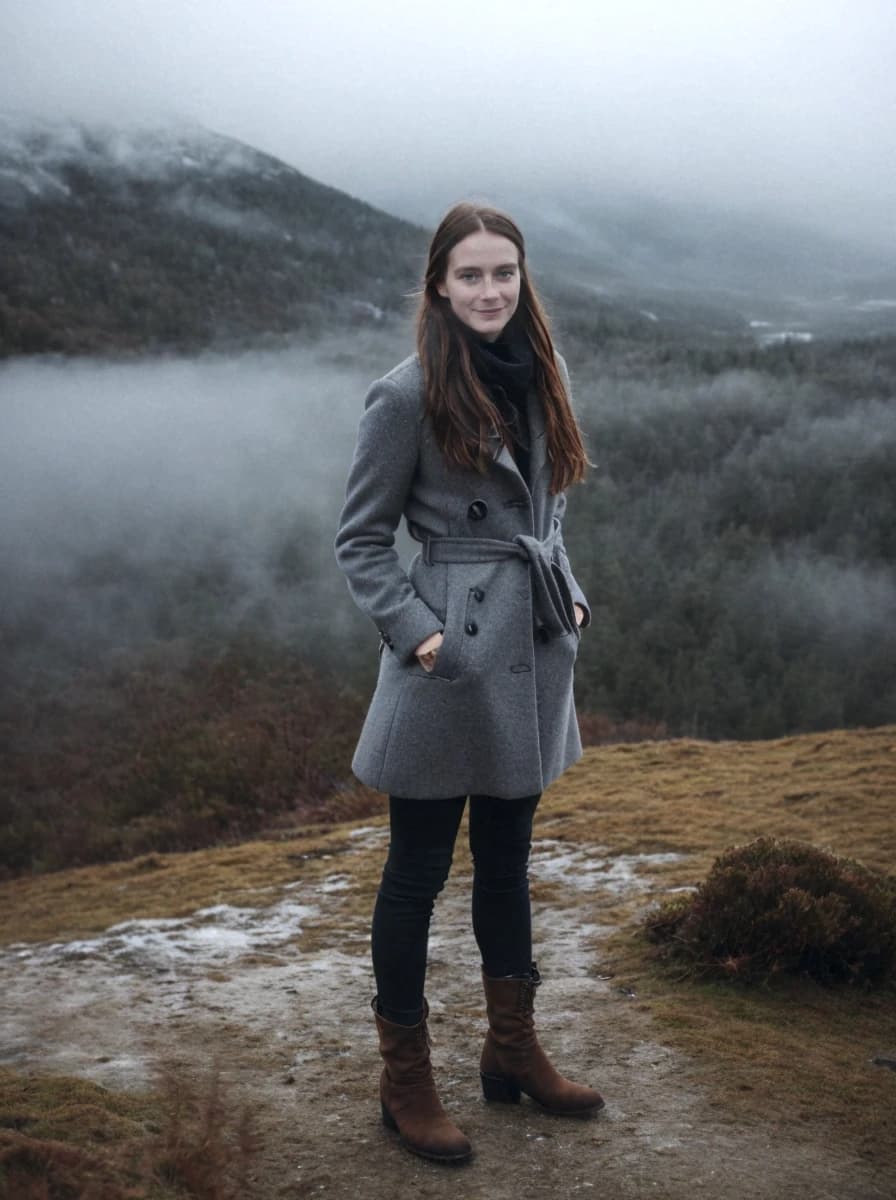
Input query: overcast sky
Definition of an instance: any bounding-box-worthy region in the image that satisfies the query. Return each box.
[3,0,894,243]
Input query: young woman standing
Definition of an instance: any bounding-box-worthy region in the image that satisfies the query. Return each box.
[335,202,603,1164]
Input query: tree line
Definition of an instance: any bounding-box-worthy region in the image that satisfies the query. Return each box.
[561,336,896,737]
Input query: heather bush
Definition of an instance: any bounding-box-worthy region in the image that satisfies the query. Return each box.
[644,837,896,987]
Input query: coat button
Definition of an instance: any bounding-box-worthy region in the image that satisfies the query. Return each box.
[537,626,550,644]
[471,587,484,602]
[468,499,488,521]
[465,621,479,636]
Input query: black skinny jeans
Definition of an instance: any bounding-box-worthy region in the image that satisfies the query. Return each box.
[371,792,540,1025]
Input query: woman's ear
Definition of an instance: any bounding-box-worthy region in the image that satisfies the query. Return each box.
[436,280,448,298]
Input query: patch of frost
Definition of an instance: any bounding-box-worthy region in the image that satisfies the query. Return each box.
[320,875,352,893]
[2,900,317,972]
[530,841,683,894]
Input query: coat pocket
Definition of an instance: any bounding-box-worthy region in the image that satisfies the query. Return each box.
[427,580,467,681]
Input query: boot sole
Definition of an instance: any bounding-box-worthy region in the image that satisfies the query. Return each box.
[481,1072,605,1116]
[380,1101,473,1165]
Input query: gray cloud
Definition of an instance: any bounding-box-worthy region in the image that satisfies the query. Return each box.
[2,1,894,245]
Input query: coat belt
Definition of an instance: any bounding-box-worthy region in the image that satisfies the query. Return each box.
[422,529,578,640]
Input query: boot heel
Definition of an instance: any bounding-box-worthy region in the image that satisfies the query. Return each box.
[480,1072,521,1104]
[380,1100,398,1131]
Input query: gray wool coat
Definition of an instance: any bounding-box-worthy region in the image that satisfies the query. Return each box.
[334,352,590,800]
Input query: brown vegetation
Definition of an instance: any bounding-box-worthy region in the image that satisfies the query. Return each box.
[1,639,380,879]
[0,1064,258,1199]
[644,837,896,987]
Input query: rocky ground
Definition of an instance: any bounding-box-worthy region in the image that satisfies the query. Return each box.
[2,820,892,1199]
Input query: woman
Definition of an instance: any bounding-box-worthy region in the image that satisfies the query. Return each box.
[335,202,603,1165]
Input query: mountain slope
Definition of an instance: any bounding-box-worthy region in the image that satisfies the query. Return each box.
[0,114,427,355]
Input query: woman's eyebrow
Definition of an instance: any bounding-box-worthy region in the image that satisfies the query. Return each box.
[452,261,518,273]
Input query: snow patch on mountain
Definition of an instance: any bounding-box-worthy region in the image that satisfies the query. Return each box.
[0,112,285,204]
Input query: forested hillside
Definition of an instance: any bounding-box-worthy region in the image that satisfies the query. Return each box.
[563,336,896,736]
[0,116,427,356]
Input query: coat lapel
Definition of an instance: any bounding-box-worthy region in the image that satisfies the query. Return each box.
[489,432,520,479]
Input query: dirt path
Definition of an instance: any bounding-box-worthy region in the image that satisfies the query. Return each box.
[1,826,890,1199]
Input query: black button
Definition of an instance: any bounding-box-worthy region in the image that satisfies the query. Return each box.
[471,587,484,602]
[468,500,488,521]
[537,626,550,644]
[465,621,479,636]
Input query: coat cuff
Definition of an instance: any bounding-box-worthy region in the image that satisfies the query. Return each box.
[379,599,444,664]
[568,579,591,628]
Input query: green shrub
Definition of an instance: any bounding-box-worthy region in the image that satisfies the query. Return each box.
[644,837,896,987]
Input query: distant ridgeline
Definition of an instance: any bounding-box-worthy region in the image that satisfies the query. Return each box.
[0,115,427,355]
[4,114,896,358]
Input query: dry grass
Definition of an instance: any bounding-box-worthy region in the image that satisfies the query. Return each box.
[0,1063,259,1199]
[0,1068,159,1200]
[541,724,896,875]
[0,819,385,946]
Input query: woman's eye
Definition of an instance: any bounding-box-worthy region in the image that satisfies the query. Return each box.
[460,272,478,282]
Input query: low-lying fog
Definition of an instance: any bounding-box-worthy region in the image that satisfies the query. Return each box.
[1,334,410,679]
[2,335,894,738]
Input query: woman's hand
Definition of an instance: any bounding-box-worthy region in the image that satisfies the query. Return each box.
[415,631,444,672]
[574,604,585,627]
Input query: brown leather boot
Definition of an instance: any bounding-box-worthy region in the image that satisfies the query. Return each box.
[373,999,473,1164]
[480,964,605,1115]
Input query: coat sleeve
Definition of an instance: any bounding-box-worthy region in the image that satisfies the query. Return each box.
[553,491,591,628]
[334,374,443,662]
[553,353,591,628]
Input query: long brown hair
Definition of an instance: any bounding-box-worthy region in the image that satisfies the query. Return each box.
[416,201,587,494]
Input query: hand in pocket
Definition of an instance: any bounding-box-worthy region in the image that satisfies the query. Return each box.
[415,630,444,672]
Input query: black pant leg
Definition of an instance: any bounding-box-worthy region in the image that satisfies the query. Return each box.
[370,794,466,1024]
[468,792,541,978]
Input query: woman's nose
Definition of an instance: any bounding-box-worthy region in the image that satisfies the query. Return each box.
[481,276,499,297]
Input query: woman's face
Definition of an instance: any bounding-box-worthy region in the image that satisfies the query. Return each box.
[436,230,521,341]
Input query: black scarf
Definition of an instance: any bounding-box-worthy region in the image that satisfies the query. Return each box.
[467,323,535,486]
